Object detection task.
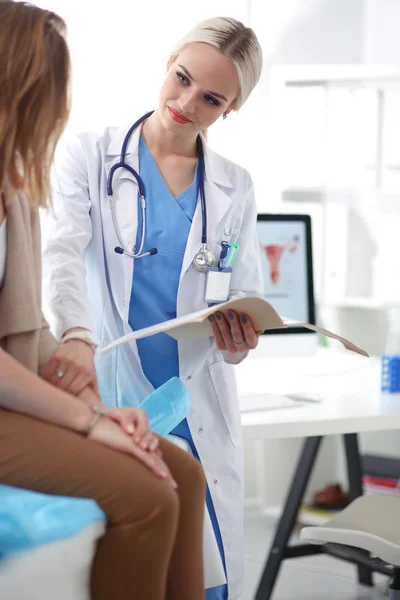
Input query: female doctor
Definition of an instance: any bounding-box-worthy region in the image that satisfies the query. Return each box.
[43,17,263,600]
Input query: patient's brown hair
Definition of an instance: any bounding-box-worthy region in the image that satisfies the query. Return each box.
[0,0,70,206]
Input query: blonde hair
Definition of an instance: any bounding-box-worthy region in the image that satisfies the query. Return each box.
[0,1,70,206]
[170,17,263,110]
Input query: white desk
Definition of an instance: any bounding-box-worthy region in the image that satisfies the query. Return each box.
[236,348,400,600]
[237,348,400,441]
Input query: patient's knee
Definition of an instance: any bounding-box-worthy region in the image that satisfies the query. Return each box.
[101,463,179,529]
[177,452,206,495]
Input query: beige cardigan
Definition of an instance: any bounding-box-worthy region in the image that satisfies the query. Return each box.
[0,191,58,373]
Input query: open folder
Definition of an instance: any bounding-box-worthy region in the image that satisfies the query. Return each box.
[99,296,368,357]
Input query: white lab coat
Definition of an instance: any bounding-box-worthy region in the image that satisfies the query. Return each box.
[42,121,263,599]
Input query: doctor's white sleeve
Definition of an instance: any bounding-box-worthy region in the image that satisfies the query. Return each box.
[42,136,94,340]
[222,174,264,365]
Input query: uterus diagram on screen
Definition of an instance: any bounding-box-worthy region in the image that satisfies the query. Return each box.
[262,236,299,285]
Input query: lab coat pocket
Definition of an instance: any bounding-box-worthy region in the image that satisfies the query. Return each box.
[208,360,241,447]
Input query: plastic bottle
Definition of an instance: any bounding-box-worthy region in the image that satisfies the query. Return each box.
[139,376,192,436]
[381,307,400,393]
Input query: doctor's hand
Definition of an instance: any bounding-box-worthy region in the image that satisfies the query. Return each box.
[208,311,262,354]
[41,339,100,397]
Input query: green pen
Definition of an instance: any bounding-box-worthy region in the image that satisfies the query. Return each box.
[228,243,239,267]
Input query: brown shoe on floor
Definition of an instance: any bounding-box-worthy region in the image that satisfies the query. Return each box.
[313,483,350,510]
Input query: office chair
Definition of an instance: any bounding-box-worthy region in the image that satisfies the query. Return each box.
[300,494,400,599]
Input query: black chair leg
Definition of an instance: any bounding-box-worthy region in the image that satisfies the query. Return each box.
[343,433,373,587]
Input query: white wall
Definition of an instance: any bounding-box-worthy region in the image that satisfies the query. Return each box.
[35,0,247,134]
[364,0,400,63]
[244,435,346,510]
[258,0,365,65]
[226,0,366,215]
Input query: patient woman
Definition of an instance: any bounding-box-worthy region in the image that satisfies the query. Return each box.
[0,2,205,599]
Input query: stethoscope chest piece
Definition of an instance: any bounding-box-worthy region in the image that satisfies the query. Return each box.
[193,245,215,273]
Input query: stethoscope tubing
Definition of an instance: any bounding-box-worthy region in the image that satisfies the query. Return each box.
[107,110,208,256]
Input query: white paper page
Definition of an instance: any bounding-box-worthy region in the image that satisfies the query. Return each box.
[282,317,368,357]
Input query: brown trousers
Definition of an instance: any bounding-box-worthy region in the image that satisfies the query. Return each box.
[0,408,205,600]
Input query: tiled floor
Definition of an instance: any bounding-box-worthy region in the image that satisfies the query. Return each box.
[241,506,389,600]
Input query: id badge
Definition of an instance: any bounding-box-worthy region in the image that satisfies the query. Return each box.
[205,267,232,304]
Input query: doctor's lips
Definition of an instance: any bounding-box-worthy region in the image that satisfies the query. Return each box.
[168,107,192,124]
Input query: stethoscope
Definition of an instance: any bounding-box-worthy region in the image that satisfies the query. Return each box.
[107,110,216,273]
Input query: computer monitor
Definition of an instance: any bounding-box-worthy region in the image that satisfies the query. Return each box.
[253,213,317,357]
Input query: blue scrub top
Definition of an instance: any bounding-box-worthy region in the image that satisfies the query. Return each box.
[128,136,197,387]
[128,137,228,600]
